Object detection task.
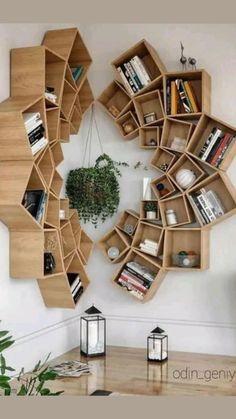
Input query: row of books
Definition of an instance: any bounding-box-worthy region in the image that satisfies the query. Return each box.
[189,188,225,225]
[138,238,159,257]
[198,127,236,168]
[117,260,156,300]
[71,65,84,82]
[117,56,152,96]
[67,273,84,303]
[23,112,48,155]
[166,78,199,115]
[22,189,47,224]
[44,86,57,103]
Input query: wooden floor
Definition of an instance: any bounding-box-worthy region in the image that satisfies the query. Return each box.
[48,346,236,396]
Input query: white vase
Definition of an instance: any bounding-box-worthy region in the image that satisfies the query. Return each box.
[175,169,196,189]
[146,211,156,219]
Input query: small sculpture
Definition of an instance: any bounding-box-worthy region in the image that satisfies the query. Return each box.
[188,57,197,70]
[180,42,187,70]
[123,122,135,134]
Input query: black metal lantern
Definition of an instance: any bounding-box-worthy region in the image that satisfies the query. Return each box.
[147,326,168,362]
[80,305,106,357]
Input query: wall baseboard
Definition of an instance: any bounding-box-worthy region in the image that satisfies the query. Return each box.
[5,313,236,373]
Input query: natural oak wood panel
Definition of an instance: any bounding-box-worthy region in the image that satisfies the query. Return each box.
[150,146,177,173]
[160,117,194,151]
[139,126,160,149]
[78,229,94,265]
[78,78,94,113]
[115,111,140,140]
[97,80,132,120]
[50,141,64,167]
[133,90,164,127]
[97,227,130,264]
[46,108,60,142]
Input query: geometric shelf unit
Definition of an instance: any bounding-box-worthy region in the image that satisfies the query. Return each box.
[97,38,236,303]
[0,27,94,309]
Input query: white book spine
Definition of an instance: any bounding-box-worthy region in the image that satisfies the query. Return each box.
[26,119,43,135]
[72,282,82,297]
[188,195,206,225]
[201,129,223,161]
[130,58,149,86]
[144,239,159,247]
[23,112,40,126]
[117,67,134,96]
[204,189,225,217]
[132,56,151,84]
[196,193,216,222]
[124,62,139,91]
[139,247,158,257]
[31,138,48,155]
[70,277,80,293]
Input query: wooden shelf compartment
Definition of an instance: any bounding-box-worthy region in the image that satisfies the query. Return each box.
[163,70,211,118]
[78,229,94,265]
[68,209,81,239]
[150,146,177,173]
[168,153,206,192]
[97,80,132,120]
[61,79,77,120]
[159,194,194,227]
[46,108,60,143]
[140,200,160,221]
[133,90,164,127]
[0,96,48,161]
[186,114,236,171]
[150,174,177,200]
[44,228,64,276]
[163,228,209,271]
[50,170,63,197]
[59,198,70,222]
[45,191,60,229]
[65,64,77,90]
[139,126,160,149]
[60,221,76,258]
[112,248,166,303]
[66,251,90,295]
[132,221,164,266]
[11,46,66,107]
[111,39,167,97]
[115,111,140,140]
[59,118,70,142]
[187,172,236,227]
[97,227,130,264]
[78,78,94,113]
[116,209,140,239]
[69,105,82,134]
[160,117,194,151]
[37,146,54,189]
[50,141,64,167]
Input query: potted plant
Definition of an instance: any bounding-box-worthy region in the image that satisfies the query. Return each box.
[144,201,157,219]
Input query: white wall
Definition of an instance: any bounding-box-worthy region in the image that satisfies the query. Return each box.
[1,24,236,372]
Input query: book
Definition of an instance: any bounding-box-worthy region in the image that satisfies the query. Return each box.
[122,268,149,288]
[171,81,178,115]
[120,272,147,293]
[117,277,144,299]
[183,81,199,113]
[73,286,84,303]
[23,112,40,127]
[166,79,171,114]
[198,128,218,160]
[24,118,43,135]
[125,262,155,283]
[196,192,216,222]
[200,128,223,161]
[117,66,134,96]
[216,136,235,168]
[188,194,208,225]
[130,56,151,86]
[71,65,84,81]
[44,91,57,103]
[22,190,45,219]
[31,137,48,155]
[28,127,45,146]
[123,62,140,91]
[72,281,82,297]
[120,63,138,94]
[209,133,233,166]
[175,79,192,113]
[127,61,144,90]
[35,191,47,223]
[202,188,225,217]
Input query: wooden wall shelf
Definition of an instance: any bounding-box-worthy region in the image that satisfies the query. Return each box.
[0,27,94,309]
[96,37,236,303]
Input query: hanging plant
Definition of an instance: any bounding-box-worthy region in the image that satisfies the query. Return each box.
[66,153,121,227]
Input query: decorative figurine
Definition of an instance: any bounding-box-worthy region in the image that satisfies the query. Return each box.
[188,57,197,70]
[123,122,135,134]
[146,138,157,147]
[180,42,187,70]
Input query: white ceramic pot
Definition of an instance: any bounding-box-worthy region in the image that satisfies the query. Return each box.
[175,168,196,189]
[146,211,157,219]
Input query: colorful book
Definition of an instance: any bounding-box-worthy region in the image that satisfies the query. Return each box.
[130,56,151,85]
[209,133,233,166]
[200,128,223,161]
[184,81,199,113]
[166,79,171,114]
[72,65,83,81]
[196,192,216,222]
[171,81,178,115]
[216,136,235,168]
[117,66,134,96]
[175,79,192,113]
[126,61,143,90]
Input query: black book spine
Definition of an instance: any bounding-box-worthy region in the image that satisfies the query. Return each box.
[73,286,84,303]
[29,131,44,146]
[120,63,138,94]
[206,134,224,162]
[191,193,210,224]
[199,127,217,159]
[28,124,44,138]
[124,265,152,288]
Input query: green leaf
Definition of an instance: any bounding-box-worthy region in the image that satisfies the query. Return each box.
[17,385,28,396]
[0,331,9,338]
[40,388,51,396]
[39,371,58,382]
[49,390,64,396]
[0,375,11,382]
[0,354,6,374]
[0,381,11,390]
[4,387,11,396]
[5,366,15,372]
[0,340,14,353]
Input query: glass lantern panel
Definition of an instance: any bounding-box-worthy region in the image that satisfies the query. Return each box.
[81,318,88,354]
[87,318,105,356]
[162,336,168,360]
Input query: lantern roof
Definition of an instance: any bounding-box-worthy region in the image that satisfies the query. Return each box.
[151,326,165,334]
[85,304,102,315]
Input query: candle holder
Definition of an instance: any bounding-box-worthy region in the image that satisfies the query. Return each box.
[80,305,106,357]
[147,326,168,362]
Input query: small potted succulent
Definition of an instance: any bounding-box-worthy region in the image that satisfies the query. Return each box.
[144,201,157,219]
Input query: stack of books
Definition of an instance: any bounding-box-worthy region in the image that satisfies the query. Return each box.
[67,273,84,303]
[71,65,84,82]
[23,112,48,155]
[189,188,225,225]
[117,260,156,300]
[117,56,152,96]
[139,239,159,257]
[22,189,47,224]
[166,78,199,115]
[198,127,235,168]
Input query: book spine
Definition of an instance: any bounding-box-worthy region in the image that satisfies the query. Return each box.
[171,81,178,115]
[201,129,223,161]
[71,278,80,294]
[124,265,152,287]
[120,63,138,94]
[166,79,171,115]
[198,128,217,159]
[216,136,235,168]
[206,134,226,163]
[31,138,48,155]
[35,192,46,223]
[117,66,134,96]
[123,268,150,288]
[26,119,43,135]
[175,79,191,113]
[120,272,147,292]
[130,57,150,86]
[73,286,84,303]
[188,194,207,225]
[29,131,44,145]
[210,133,233,166]
[124,62,139,91]
[183,81,199,113]
[196,193,216,222]
[133,56,151,83]
[203,189,225,217]
[139,247,158,257]
[128,61,144,90]
[72,281,82,297]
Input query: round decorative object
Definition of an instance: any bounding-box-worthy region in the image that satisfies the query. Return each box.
[175,168,196,189]
[107,246,120,260]
[165,209,178,225]
[123,123,135,134]
[182,257,191,266]
[123,223,135,236]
